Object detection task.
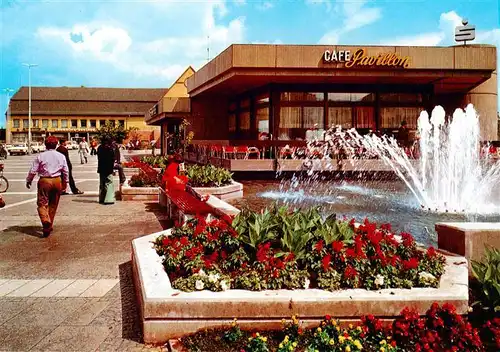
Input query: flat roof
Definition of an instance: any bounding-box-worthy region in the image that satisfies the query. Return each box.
[186,44,497,97]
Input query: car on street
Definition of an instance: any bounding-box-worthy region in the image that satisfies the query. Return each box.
[8,143,29,155]
[31,142,46,153]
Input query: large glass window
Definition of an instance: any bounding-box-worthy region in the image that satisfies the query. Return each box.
[229,114,236,132]
[52,120,58,128]
[328,92,375,102]
[256,107,269,133]
[13,119,20,128]
[354,107,375,129]
[100,120,106,127]
[61,120,68,128]
[328,107,352,128]
[90,120,96,128]
[380,107,423,129]
[32,119,39,128]
[379,93,422,104]
[118,120,125,127]
[239,111,250,131]
[42,119,48,129]
[281,92,324,102]
[80,119,87,128]
[23,119,29,128]
[71,119,78,128]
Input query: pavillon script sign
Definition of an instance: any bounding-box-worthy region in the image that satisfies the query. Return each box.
[323,48,411,68]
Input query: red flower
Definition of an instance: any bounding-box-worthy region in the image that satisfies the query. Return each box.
[403,257,419,270]
[180,236,189,246]
[344,265,358,279]
[322,254,331,271]
[426,247,437,258]
[332,241,344,253]
[401,232,415,247]
[325,314,331,320]
[315,240,324,252]
[161,237,170,247]
[380,223,392,232]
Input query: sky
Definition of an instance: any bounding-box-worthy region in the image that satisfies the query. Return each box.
[1,0,499,128]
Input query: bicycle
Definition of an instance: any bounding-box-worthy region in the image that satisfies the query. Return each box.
[0,163,9,193]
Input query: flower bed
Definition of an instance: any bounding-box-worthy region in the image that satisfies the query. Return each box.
[121,163,161,201]
[153,206,446,292]
[187,181,243,201]
[185,164,233,188]
[176,303,495,352]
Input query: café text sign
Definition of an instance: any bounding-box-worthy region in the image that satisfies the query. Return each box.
[323,48,411,68]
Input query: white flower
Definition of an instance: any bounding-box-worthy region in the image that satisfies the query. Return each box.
[195,280,205,290]
[220,280,229,291]
[208,273,220,283]
[418,271,436,281]
[303,278,310,289]
[198,269,207,277]
[374,274,384,286]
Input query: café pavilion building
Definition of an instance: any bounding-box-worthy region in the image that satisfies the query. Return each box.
[146,44,498,155]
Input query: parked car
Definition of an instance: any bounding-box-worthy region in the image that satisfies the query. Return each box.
[68,141,79,150]
[8,143,29,155]
[31,142,46,153]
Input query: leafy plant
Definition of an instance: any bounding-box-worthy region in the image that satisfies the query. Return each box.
[472,246,500,312]
[128,170,161,187]
[186,164,233,187]
[96,121,135,144]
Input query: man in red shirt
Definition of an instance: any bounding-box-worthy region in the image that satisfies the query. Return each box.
[26,136,69,237]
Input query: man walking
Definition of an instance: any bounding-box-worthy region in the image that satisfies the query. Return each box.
[26,136,69,237]
[57,138,84,195]
[79,137,90,164]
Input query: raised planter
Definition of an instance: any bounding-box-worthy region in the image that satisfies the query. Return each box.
[123,167,162,178]
[132,230,468,344]
[187,181,243,201]
[436,222,500,270]
[121,183,159,201]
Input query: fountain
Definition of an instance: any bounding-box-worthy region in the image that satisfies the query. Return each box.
[339,104,500,214]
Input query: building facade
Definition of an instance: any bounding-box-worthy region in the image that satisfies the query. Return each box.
[6,87,168,144]
[148,44,498,155]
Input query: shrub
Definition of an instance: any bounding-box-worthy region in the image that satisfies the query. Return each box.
[185,164,233,187]
[471,246,500,313]
[128,169,161,187]
[152,205,446,292]
[140,155,170,169]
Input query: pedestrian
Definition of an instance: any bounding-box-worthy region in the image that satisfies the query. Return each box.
[26,136,69,237]
[90,139,98,156]
[0,195,5,208]
[112,140,126,185]
[56,138,84,195]
[79,137,90,164]
[97,137,116,204]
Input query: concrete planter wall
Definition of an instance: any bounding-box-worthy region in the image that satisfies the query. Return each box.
[132,229,468,344]
[186,181,243,201]
[121,184,160,201]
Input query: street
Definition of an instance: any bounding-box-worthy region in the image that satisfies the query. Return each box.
[0,150,167,351]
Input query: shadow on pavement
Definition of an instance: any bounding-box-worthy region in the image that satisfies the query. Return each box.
[144,202,172,230]
[2,225,42,238]
[71,199,99,203]
[119,261,143,343]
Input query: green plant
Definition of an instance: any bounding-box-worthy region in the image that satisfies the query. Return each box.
[223,318,243,342]
[128,170,160,187]
[472,246,500,312]
[185,164,233,187]
[245,333,269,352]
[96,121,135,143]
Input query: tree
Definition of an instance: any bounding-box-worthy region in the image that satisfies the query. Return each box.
[96,121,137,144]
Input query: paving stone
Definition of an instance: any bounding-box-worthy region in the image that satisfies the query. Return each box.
[55,279,98,297]
[80,279,119,297]
[0,279,30,296]
[0,279,9,286]
[30,279,75,297]
[63,299,112,326]
[0,324,57,352]
[7,298,87,326]
[30,325,112,352]
[0,299,34,325]
[6,279,53,297]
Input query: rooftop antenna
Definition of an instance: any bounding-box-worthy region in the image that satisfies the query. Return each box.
[207,35,210,63]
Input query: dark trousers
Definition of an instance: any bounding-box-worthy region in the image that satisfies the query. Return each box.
[90,147,97,156]
[114,163,126,184]
[61,167,79,194]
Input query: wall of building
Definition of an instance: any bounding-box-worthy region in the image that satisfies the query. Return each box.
[189,96,229,140]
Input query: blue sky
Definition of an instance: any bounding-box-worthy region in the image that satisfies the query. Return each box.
[1,0,499,128]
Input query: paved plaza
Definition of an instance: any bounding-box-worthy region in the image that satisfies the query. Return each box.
[0,151,169,351]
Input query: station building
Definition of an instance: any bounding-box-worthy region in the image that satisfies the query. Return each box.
[5,87,168,144]
[146,44,498,155]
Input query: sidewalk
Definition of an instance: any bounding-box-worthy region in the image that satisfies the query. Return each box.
[0,194,170,351]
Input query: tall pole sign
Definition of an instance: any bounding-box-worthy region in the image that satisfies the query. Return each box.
[455,19,475,45]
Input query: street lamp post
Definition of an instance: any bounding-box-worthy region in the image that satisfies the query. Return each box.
[22,63,38,154]
[2,88,15,144]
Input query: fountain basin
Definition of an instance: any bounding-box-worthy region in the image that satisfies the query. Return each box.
[436,222,500,269]
[132,229,468,344]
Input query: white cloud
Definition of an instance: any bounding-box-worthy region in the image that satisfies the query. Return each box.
[33,1,245,83]
[251,39,283,44]
[257,2,274,11]
[318,0,381,44]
